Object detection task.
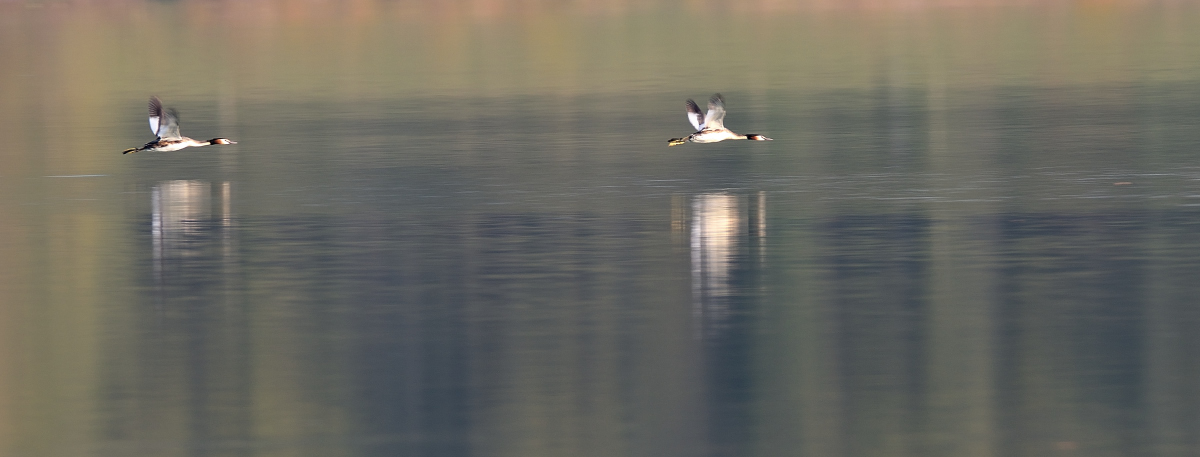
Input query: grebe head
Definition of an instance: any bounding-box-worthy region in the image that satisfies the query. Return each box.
[208,138,237,145]
[746,134,772,141]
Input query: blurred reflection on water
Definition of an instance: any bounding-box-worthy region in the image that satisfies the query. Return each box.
[687,192,767,340]
[7,2,1200,457]
[151,181,212,258]
[151,181,233,276]
[691,193,740,335]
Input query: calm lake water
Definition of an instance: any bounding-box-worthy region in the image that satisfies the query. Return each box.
[5,1,1200,456]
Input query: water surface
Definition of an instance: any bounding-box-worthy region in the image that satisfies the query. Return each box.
[4,2,1200,457]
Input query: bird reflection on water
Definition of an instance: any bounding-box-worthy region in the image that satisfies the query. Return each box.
[150,180,236,303]
[682,192,767,340]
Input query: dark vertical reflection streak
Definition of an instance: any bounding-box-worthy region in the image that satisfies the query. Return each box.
[826,213,930,457]
[994,212,1148,455]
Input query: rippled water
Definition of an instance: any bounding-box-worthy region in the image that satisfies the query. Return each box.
[6,2,1200,457]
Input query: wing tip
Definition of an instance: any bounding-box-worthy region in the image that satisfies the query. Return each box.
[148,95,163,116]
[685,99,705,130]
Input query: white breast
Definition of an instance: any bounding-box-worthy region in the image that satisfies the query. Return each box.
[154,143,192,152]
[151,139,206,152]
[690,130,743,143]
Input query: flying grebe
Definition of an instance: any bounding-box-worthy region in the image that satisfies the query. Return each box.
[123,96,236,154]
[668,93,772,146]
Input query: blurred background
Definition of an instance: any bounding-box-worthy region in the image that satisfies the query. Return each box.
[4,0,1200,456]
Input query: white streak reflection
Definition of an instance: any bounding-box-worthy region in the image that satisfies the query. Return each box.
[152,180,212,264]
[690,193,740,338]
[683,192,768,339]
[150,180,236,299]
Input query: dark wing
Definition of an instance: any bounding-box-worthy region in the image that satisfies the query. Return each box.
[148,96,163,136]
[704,93,726,130]
[685,99,705,131]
